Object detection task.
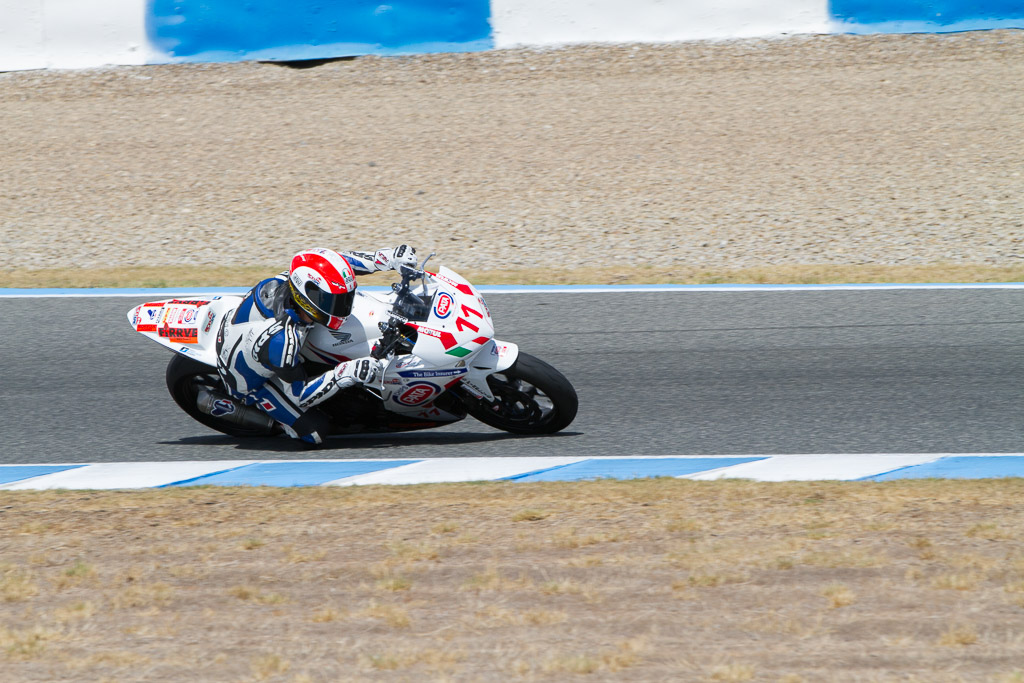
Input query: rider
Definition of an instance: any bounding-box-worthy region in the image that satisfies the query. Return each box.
[214,245,418,444]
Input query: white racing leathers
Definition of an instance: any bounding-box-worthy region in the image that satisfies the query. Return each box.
[216,271,379,444]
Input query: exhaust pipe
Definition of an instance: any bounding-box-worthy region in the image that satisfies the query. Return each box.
[196,388,277,430]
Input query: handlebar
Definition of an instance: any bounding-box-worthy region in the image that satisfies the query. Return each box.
[370,257,435,360]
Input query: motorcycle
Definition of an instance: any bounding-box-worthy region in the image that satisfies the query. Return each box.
[127,258,578,441]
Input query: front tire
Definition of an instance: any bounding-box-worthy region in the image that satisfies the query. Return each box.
[165,354,280,438]
[466,352,578,434]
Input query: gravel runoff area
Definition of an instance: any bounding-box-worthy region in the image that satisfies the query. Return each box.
[1,30,1023,280]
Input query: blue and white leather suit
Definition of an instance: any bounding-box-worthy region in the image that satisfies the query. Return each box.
[215,250,396,443]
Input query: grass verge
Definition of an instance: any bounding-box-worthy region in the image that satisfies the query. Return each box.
[1,479,1023,681]
[3,263,1024,288]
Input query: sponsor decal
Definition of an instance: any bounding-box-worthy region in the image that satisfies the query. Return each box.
[293,292,318,318]
[131,306,142,326]
[146,308,161,321]
[259,399,276,411]
[398,368,467,378]
[491,344,499,356]
[433,292,454,319]
[417,405,443,419]
[211,398,236,416]
[158,326,199,344]
[182,309,197,324]
[203,310,216,333]
[497,344,510,357]
[429,272,474,295]
[394,381,440,406]
[328,330,353,345]
[409,324,458,350]
[460,377,488,398]
[477,295,491,318]
[169,299,210,306]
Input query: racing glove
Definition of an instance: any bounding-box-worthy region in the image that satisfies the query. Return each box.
[374,245,417,271]
[298,357,384,410]
[338,357,383,386]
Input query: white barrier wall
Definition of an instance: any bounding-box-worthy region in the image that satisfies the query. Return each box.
[0,0,151,70]
[491,0,829,47]
[0,1,44,71]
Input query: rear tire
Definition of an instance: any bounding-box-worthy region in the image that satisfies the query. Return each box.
[466,352,578,434]
[165,354,280,438]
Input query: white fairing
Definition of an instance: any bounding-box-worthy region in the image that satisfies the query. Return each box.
[127,266,521,424]
[301,290,392,364]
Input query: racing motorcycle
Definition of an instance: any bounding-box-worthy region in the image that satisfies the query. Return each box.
[127,259,578,441]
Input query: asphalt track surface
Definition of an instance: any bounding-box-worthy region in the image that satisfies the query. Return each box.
[1,290,1021,464]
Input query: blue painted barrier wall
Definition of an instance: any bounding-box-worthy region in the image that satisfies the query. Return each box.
[830,0,1024,32]
[147,0,493,62]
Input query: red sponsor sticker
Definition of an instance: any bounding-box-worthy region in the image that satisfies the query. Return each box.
[158,326,199,344]
[395,381,440,406]
[434,292,454,319]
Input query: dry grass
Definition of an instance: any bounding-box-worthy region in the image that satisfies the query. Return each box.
[709,662,757,681]
[4,263,1024,289]
[0,566,38,602]
[937,623,980,647]
[228,585,289,605]
[0,626,64,661]
[822,583,856,608]
[1,480,1024,680]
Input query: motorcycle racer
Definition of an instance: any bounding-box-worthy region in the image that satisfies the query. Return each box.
[215,245,417,444]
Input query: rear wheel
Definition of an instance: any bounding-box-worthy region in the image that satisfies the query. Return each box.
[466,352,578,434]
[165,354,280,438]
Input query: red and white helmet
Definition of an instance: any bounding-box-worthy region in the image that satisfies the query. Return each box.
[287,249,357,330]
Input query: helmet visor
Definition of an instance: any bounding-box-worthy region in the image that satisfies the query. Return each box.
[304,282,355,319]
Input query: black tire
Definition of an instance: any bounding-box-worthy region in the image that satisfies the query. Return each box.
[165,354,280,438]
[466,352,578,434]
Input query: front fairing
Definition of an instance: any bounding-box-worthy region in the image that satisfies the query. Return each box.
[404,266,495,365]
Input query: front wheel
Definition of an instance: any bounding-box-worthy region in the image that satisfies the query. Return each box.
[465,352,578,434]
[165,354,280,438]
